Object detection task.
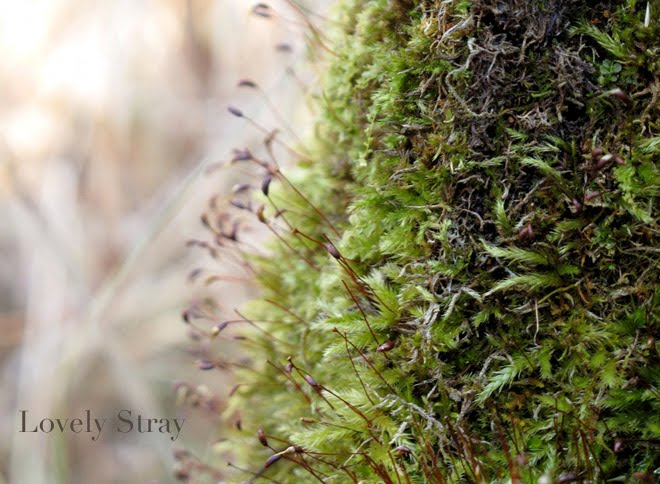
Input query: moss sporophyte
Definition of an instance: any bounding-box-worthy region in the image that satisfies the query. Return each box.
[181,1,659,482]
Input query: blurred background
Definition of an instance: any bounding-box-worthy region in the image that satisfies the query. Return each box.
[0,0,326,482]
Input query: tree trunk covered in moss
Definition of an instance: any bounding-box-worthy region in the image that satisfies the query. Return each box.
[221,1,658,481]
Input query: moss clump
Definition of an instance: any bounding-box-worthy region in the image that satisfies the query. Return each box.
[211,0,658,481]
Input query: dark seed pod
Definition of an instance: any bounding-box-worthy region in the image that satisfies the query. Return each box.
[256,204,267,224]
[572,198,583,214]
[231,148,253,162]
[275,43,292,52]
[261,174,273,196]
[197,360,215,370]
[227,106,244,118]
[605,88,632,104]
[556,473,578,483]
[182,309,192,324]
[377,341,395,352]
[325,243,341,259]
[232,182,252,193]
[595,154,614,170]
[394,445,411,457]
[235,418,242,431]
[227,220,240,241]
[211,321,230,337]
[632,472,654,482]
[230,199,247,210]
[257,428,268,447]
[252,3,271,18]
[591,147,604,161]
[518,223,535,241]
[237,79,257,89]
[584,191,601,202]
[304,374,319,388]
[264,453,281,468]
[187,268,203,282]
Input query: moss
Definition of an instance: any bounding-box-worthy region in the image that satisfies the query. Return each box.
[203,0,658,482]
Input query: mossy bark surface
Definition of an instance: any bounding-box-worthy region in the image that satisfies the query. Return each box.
[222,1,659,481]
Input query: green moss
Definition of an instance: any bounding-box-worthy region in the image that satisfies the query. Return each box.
[216,0,658,482]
